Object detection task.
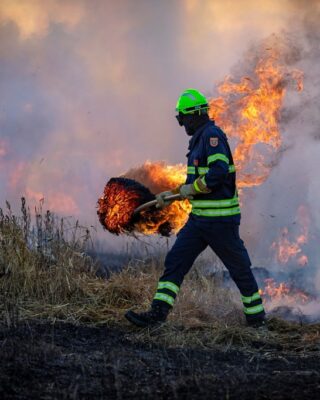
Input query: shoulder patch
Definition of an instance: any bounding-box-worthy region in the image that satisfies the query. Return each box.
[210,137,219,147]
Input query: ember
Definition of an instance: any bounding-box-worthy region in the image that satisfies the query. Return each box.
[97,177,180,236]
[97,177,154,235]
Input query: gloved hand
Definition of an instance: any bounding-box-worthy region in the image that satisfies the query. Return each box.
[155,191,175,209]
[179,184,197,199]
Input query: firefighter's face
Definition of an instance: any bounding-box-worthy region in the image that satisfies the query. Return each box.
[175,113,197,136]
[175,112,184,126]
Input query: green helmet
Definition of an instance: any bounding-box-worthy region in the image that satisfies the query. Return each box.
[176,88,209,115]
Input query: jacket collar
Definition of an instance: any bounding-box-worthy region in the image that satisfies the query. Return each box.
[188,120,214,151]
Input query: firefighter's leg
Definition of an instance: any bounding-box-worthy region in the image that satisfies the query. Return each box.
[125,217,207,327]
[206,223,265,325]
[151,217,207,311]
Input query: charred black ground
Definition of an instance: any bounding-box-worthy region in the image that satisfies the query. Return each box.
[0,320,319,400]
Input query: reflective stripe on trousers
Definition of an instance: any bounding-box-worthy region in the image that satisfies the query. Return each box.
[153,281,180,307]
[241,291,265,315]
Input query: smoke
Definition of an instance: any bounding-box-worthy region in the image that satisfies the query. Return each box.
[0,0,319,269]
[0,0,294,216]
[238,1,320,301]
[0,0,84,39]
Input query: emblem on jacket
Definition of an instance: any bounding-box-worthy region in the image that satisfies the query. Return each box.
[193,159,199,166]
[210,137,219,147]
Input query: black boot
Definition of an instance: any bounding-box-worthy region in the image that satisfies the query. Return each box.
[125,304,169,327]
[247,317,268,331]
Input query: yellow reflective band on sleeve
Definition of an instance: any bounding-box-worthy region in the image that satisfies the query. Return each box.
[187,166,196,174]
[158,281,180,294]
[154,293,175,306]
[191,206,241,217]
[198,167,209,174]
[188,164,234,175]
[207,154,229,165]
[189,165,234,174]
[190,197,239,209]
[243,304,265,315]
[193,179,202,193]
[241,292,261,304]
[193,176,211,194]
[197,166,235,174]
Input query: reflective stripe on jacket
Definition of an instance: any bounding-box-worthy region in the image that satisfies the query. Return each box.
[185,120,241,223]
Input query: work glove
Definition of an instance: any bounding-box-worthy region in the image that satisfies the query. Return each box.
[155,190,176,209]
[179,178,212,199]
[179,184,197,199]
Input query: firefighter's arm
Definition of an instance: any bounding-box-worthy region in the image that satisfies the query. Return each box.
[193,134,229,194]
[178,135,229,198]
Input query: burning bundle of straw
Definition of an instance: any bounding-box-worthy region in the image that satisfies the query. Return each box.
[97,177,174,236]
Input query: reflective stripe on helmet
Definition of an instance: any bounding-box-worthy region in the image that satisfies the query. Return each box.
[176,88,209,114]
[183,104,209,114]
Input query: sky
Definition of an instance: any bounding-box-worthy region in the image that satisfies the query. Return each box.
[0,0,319,263]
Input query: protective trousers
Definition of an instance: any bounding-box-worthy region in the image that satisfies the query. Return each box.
[152,216,265,323]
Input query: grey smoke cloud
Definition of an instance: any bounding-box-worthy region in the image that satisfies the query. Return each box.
[0,0,319,271]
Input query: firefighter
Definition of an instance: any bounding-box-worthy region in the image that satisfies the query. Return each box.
[125,88,266,328]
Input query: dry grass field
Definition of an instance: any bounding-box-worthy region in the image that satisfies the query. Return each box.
[0,200,319,399]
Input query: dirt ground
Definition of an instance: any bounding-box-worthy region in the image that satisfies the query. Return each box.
[0,320,319,400]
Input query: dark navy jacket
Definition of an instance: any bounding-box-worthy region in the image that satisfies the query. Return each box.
[185,120,241,224]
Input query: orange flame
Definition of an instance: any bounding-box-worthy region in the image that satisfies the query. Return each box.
[125,51,303,234]
[137,198,190,235]
[124,161,186,195]
[271,205,309,266]
[115,50,304,235]
[124,161,190,234]
[209,51,303,188]
[261,278,310,305]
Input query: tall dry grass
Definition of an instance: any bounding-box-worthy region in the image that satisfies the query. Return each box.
[0,198,241,325]
[1,199,319,350]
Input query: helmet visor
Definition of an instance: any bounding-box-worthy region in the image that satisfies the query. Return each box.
[175,113,184,126]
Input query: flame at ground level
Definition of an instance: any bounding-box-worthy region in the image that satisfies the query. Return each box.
[260,276,320,323]
[261,278,313,307]
[271,205,310,267]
